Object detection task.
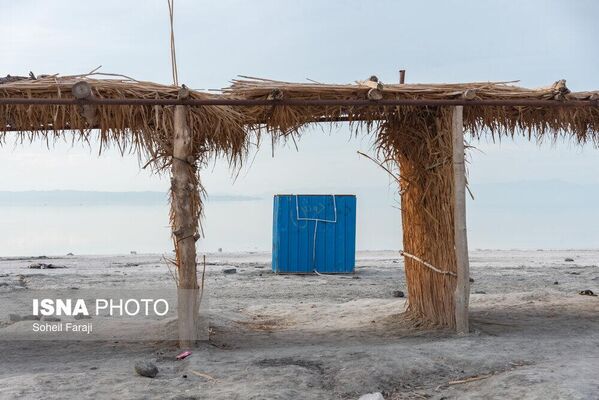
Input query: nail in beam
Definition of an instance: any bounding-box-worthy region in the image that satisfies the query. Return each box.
[172,101,200,348]
[452,106,470,334]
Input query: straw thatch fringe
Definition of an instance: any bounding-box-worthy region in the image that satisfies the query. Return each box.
[0,75,249,172]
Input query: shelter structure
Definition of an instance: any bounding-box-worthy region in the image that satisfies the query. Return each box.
[2,73,598,345]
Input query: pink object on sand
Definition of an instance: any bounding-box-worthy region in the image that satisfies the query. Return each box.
[176,351,192,360]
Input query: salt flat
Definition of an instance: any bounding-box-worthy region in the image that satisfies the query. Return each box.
[0,250,598,399]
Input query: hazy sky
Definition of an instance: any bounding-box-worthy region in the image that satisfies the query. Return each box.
[1,1,599,251]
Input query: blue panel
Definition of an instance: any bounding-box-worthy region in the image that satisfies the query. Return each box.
[272,194,356,274]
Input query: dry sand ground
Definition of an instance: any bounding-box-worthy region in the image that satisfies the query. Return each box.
[0,250,598,399]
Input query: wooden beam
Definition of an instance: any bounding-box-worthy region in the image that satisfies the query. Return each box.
[171,102,199,348]
[452,105,470,334]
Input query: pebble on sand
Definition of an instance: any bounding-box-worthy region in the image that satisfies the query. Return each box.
[134,360,159,378]
[392,290,405,298]
[565,258,574,262]
[223,268,237,274]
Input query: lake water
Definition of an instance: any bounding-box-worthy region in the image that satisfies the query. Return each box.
[1,182,599,256]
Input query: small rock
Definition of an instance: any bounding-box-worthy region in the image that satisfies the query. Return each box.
[74,314,92,320]
[578,289,597,296]
[90,366,98,370]
[130,251,137,255]
[41,316,61,322]
[554,281,559,285]
[474,290,486,294]
[8,314,22,322]
[568,271,581,275]
[21,315,41,321]
[134,360,158,378]
[223,268,237,274]
[218,248,223,253]
[469,277,475,283]
[358,392,385,400]
[182,374,187,379]
[565,258,574,262]
[66,253,74,256]
[352,276,361,279]
[392,290,405,298]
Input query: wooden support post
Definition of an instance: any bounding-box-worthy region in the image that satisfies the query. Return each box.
[452,106,470,334]
[171,102,199,348]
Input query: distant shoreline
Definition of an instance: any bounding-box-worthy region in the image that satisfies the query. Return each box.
[0,191,261,206]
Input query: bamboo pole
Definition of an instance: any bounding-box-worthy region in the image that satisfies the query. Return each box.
[452,106,470,334]
[171,101,199,348]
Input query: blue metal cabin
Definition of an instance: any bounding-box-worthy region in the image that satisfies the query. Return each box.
[272,194,356,273]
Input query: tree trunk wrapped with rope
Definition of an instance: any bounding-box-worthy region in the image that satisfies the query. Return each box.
[170,100,202,348]
[378,107,462,328]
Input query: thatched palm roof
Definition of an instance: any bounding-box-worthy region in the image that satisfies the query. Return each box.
[226,77,599,144]
[2,74,599,170]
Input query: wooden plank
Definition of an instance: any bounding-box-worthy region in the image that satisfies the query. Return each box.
[172,103,199,348]
[452,105,470,334]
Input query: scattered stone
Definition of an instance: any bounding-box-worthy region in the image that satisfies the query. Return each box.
[568,271,581,275]
[392,290,405,298]
[130,251,137,255]
[223,268,237,274]
[358,392,385,400]
[554,281,559,285]
[578,290,597,296]
[474,290,486,294]
[134,360,158,378]
[21,315,41,321]
[8,314,21,322]
[70,287,80,290]
[469,277,475,283]
[0,274,9,278]
[90,366,98,370]
[182,374,187,379]
[66,252,74,256]
[565,258,574,262]
[218,248,223,253]
[352,276,361,279]
[392,260,399,264]
[28,263,66,269]
[74,314,92,320]
[41,316,61,322]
